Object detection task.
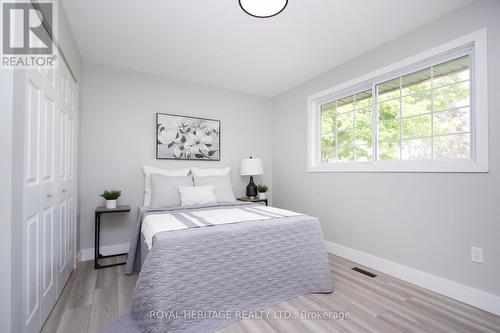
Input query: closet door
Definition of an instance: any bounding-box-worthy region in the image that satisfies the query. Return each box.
[56,63,76,292]
[39,66,58,321]
[56,64,69,293]
[22,55,78,333]
[23,67,43,333]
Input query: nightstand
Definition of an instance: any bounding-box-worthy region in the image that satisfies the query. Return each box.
[237,196,269,206]
[94,205,130,269]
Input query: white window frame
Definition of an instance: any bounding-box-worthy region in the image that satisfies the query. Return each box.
[307,29,488,173]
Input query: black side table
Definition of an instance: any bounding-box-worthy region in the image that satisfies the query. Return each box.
[94,205,130,269]
[237,197,269,206]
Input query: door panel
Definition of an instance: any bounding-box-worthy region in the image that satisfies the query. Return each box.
[45,68,56,90]
[58,200,67,277]
[67,118,72,179]
[26,80,40,186]
[25,213,40,330]
[42,95,55,182]
[41,208,54,295]
[41,207,56,321]
[59,112,67,181]
[41,90,56,209]
[67,198,73,275]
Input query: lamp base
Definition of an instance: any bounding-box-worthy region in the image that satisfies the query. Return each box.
[246,176,258,198]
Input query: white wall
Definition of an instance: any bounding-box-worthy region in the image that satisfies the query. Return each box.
[272,0,500,297]
[79,63,273,251]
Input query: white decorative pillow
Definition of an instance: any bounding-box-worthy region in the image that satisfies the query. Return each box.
[190,166,230,177]
[142,165,190,207]
[178,185,217,206]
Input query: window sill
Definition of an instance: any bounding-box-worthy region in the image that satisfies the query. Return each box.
[307,160,488,173]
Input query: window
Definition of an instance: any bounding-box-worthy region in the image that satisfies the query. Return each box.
[308,30,488,172]
[321,89,373,162]
[321,56,471,163]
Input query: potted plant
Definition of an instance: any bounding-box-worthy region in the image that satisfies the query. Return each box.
[99,190,121,209]
[257,184,269,200]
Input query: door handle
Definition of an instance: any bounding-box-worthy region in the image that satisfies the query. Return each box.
[47,193,53,198]
[62,189,67,193]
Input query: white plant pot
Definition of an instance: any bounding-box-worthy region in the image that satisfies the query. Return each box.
[106,200,117,209]
[258,193,267,199]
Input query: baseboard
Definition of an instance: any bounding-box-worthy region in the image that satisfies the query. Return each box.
[80,242,130,262]
[324,240,500,316]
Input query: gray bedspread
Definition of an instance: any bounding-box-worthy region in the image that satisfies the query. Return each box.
[105,202,333,333]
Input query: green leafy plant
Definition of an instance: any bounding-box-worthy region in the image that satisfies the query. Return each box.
[99,190,121,200]
[257,184,269,193]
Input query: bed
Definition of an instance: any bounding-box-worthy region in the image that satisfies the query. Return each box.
[102,166,333,332]
[103,201,333,333]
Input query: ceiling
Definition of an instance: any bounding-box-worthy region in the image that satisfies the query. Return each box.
[62,0,475,97]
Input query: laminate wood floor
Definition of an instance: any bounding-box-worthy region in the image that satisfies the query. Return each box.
[42,255,500,333]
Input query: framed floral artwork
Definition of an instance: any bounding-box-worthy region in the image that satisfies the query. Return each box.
[156,113,221,160]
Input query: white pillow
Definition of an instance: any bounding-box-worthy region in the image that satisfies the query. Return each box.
[150,175,193,208]
[178,185,217,206]
[190,166,231,177]
[142,165,190,207]
[193,176,235,202]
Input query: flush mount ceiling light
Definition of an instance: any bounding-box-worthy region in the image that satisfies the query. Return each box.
[239,0,288,18]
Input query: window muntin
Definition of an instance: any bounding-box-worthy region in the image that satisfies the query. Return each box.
[320,89,373,163]
[319,54,471,164]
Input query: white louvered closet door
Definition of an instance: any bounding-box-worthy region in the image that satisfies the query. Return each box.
[22,51,77,333]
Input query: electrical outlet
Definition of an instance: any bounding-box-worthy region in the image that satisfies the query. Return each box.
[471,247,483,263]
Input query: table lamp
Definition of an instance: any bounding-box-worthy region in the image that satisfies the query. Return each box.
[240,157,263,198]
